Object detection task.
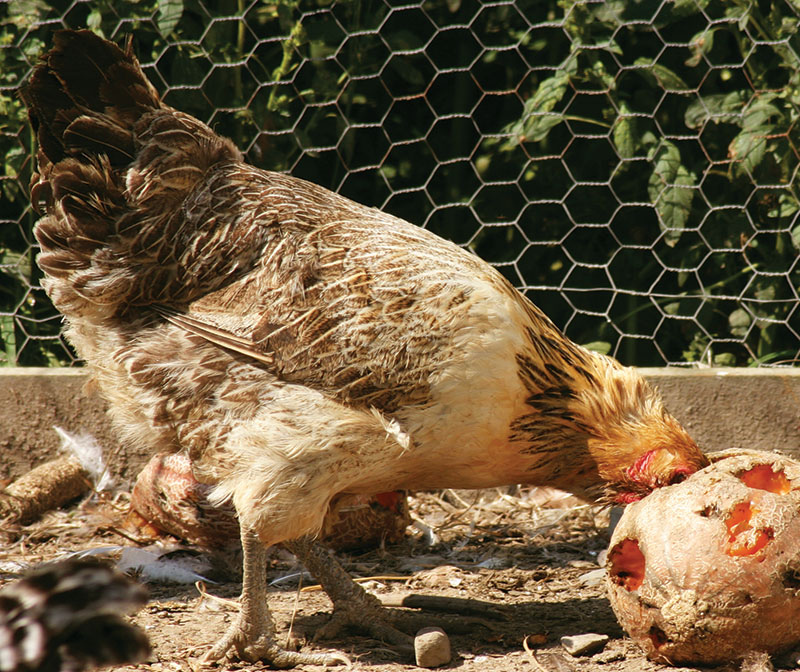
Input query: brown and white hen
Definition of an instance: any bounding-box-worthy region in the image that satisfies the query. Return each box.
[22,30,708,666]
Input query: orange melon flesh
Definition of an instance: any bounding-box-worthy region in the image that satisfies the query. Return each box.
[738,464,791,494]
[724,500,773,557]
[608,538,645,591]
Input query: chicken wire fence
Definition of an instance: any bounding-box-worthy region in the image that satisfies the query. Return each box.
[1,0,800,368]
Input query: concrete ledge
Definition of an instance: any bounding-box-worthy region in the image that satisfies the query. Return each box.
[0,368,142,482]
[2,367,799,482]
[640,367,800,458]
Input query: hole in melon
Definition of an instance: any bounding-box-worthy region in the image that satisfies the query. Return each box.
[608,538,645,591]
[698,505,715,518]
[725,501,774,557]
[783,567,800,590]
[738,464,791,494]
[648,625,669,649]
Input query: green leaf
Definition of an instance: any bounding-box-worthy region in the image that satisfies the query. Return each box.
[0,248,28,288]
[157,0,184,37]
[753,282,776,301]
[388,57,426,87]
[713,352,738,366]
[728,308,751,338]
[685,28,715,67]
[655,0,709,24]
[776,193,800,221]
[612,101,636,158]
[742,94,781,129]
[684,90,748,128]
[789,222,800,249]
[518,114,564,145]
[6,0,48,29]
[724,1,750,26]
[384,29,427,51]
[729,125,773,177]
[634,57,689,90]
[87,11,102,34]
[582,341,612,355]
[0,315,16,366]
[507,70,569,146]
[647,140,695,246]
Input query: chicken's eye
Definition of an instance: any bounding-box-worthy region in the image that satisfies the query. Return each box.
[668,470,689,485]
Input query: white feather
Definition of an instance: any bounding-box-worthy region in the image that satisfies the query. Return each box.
[54,425,114,491]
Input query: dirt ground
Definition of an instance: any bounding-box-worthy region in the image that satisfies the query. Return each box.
[0,486,791,672]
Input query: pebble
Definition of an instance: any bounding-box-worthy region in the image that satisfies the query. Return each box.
[560,633,609,656]
[415,627,451,668]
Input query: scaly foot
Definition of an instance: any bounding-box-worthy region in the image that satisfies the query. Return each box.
[286,537,490,658]
[202,529,348,667]
[202,610,347,666]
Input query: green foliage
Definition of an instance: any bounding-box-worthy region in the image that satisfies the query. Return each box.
[1,0,799,367]
[494,0,800,366]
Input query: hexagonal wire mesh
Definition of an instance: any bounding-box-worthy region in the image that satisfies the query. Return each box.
[1,0,799,367]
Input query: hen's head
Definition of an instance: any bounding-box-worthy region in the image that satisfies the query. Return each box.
[602,420,709,504]
[583,366,709,504]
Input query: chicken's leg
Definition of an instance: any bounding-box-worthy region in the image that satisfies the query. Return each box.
[285,536,439,654]
[202,529,347,666]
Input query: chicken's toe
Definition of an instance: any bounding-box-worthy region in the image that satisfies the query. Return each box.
[313,601,414,653]
[288,537,487,660]
[202,529,348,667]
[202,611,347,667]
[315,599,475,647]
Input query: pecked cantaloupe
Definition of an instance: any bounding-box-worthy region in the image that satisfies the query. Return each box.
[606,449,800,665]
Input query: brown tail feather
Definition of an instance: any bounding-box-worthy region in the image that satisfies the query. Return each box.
[22,30,158,168]
[0,559,150,672]
[21,30,242,319]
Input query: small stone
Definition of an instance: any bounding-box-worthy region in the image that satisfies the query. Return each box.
[560,633,609,657]
[415,627,451,668]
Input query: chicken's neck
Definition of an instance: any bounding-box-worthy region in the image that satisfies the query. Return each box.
[509,314,701,504]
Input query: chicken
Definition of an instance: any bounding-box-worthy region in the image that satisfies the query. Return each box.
[22,30,708,666]
[128,452,409,553]
[0,559,149,672]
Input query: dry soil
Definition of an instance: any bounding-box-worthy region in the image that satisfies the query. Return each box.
[0,486,790,672]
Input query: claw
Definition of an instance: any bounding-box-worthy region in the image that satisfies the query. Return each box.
[201,612,349,667]
[313,607,414,652]
[199,531,349,667]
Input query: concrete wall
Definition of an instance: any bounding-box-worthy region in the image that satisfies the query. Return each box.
[1,367,798,483]
[0,368,146,483]
[644,368,800,457]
